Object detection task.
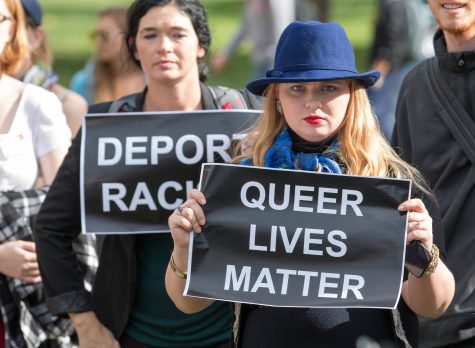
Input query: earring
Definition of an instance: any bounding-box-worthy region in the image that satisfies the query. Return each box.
[276,100,284,115]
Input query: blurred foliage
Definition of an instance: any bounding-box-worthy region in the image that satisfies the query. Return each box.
[41,0,376,88]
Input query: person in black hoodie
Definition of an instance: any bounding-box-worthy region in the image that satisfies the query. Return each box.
[392,1,475,347]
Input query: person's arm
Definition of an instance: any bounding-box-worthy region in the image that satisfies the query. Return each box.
[0,240,40,283]
[32,87,71,186]
[166,189,215,313]
[69,312,119,348]
[398,198,455,318]
[370,58,391,84]
[369,1,407,82]
[35,131,120,347]
[1,89,69,282]
[34,132,89,310]
[210,23,245,72]
[50,83,88,138]
[38,147,69,185]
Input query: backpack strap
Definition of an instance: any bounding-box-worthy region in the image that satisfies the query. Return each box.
[421,57,475,166]
[207,85,263,110]
[107,87,263,112]
[240,88,264,110]
[107,93,140,113]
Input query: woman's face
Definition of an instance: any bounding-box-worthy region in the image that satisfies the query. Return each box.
[0,0,13,58]
[93,15,124,63]
[276,80,351,143]
[133,4,205,83]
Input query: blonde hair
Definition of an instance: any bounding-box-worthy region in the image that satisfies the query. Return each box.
[234,81,430,195]
[0,0,29,75]
[93,7,136,103]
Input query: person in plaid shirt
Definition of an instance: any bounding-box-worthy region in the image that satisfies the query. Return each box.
[0,188,97,348]
[0,0,96,346]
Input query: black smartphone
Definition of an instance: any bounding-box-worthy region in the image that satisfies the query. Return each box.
[405,240,432,278]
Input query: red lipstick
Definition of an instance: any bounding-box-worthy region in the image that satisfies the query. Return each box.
[304,115,324,125]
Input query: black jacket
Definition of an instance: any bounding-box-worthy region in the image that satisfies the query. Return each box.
[34,84,262,339]
[393,30,475,347]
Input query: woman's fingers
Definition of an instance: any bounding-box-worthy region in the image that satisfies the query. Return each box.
[169,210,194,231]
[178,207,200,233]
[408,211,431,224]
[400,198,433,248]
[407,212,432,233]
[406,215,432,248]
[178,198,205,231]
[407,228,431,245]
[169,196,206,233]
[189,189,206,205]
[408,220,423,232]
[168,192,208,254]
[398,198,428,213]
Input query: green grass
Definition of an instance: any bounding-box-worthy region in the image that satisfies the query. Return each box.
[41,0,376,88]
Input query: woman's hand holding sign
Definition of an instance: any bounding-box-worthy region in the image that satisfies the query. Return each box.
[166,189,215,313]
[398,197,454,318]
[169,189,207,251]
[398,198,433,250]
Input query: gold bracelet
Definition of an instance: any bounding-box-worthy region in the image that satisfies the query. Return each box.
[169,254,187,279]
[422,244,440,277]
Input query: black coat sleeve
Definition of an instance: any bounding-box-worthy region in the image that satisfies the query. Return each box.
[34,130,91,314]
[418,190,446,262]
[34,102,112,315]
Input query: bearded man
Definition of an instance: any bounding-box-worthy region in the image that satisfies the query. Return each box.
[393,1,475,347]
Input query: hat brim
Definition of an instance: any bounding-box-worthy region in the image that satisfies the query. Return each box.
[246,69,381,96]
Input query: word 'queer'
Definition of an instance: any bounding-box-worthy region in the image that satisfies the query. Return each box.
[240,181,363,215]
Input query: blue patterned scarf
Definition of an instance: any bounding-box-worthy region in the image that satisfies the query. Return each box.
[241,127,342,173]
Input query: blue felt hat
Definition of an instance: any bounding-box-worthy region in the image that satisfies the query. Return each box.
[21,0,42,27]
[246,21,380,96]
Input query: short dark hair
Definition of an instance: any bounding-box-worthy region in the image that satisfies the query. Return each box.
[125,0,211,81]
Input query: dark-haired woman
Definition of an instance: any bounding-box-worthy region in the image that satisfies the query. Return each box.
[33,1,260,347]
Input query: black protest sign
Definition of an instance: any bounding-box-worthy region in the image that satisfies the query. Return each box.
[185,163,411,308]
[80,110,260,234]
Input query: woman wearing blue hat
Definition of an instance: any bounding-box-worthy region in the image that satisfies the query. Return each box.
[166,21,454,347]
